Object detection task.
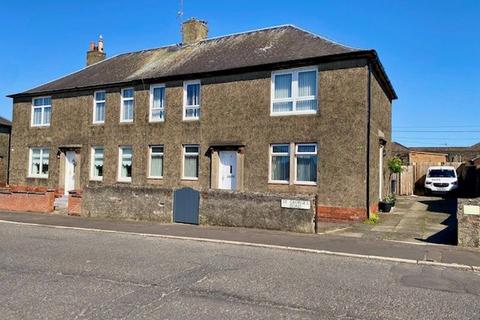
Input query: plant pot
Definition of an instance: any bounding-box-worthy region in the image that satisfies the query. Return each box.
[379,201,392,213]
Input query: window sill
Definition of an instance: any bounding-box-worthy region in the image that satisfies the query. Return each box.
[147,176,163,180]
[119,120,134,124]
[89,178,103,182]
[92,122,105,125]
[30,124,50,128]
[27,175,48,179]
[270,110,317,117]
[294,182,317,186]
[149,119,165,123]
[182,117,200,121]
[268,181,289,185]
[181,177,199,181]
[117,179,132,183]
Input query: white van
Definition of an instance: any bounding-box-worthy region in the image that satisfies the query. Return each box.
[424,166,458,195]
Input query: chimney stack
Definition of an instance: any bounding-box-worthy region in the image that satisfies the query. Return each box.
[182,18,208,45]
[86,35,106,66]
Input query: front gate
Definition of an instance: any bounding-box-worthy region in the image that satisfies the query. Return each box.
[173,187,200,224]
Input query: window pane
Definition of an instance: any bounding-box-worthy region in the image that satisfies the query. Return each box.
[187,84,200,106]
[153,87,164,108]
[121,148,132,178]
[44,97,51,105]
[298,145,316,153]
[151,109,163,120]
[94,148,104,177]
[41,149,49,175]
[272,102,293,112]
[185,107,199,118]
[123,89,134,98]
[150,154,163,177]
[95,102,105,122]
[43,107,51,124]
[271,155,289,181]
[185,146,199,153]
[33,98,43,106]
[274,74,292,99]
[297,155,317,182]
[33,108,42,125]
[272,145,289,153]
[95,91,105,101]
[31,149,41,175]
[184,155,198,178]
[151,146,164,153]
[296,99,317,111]
[123,100,134,120]
[298,71,316,97]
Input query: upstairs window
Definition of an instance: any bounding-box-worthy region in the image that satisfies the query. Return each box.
[120,88,134,122]
[183,145,199,179]
[183,80,200,120]
[150,85,165,122]
[90,146,104,181]
[93,91,106,124]
[32,97,51,126]
[295,143,317,184]
[118,146,132,182]
[270,144,290,183]
[271,68,317,115]
[29,147,49,178]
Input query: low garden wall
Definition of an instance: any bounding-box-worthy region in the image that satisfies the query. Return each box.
[81,186,316,233]
[82,185,172,223]
[0,187,55,213]
[457,197,480,247]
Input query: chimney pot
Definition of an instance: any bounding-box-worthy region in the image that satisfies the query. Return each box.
[182,18,208,45]
[86,36,106,66]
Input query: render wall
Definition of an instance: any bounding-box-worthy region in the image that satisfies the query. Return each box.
[369,71,392,209]
[10,61,370,212]
[0,130,9,185]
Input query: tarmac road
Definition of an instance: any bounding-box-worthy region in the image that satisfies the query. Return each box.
[0,222,479,319]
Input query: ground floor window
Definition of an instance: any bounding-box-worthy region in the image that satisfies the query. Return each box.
[270,144,290,183]
[183,145,199,179]
[149,145,164,178]
[29,147,49,178]
[295,143,317,184]
[118,146,132,182]
[91,146,104,180]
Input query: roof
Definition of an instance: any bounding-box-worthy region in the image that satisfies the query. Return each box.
[0,116,11,127]
[9,25,396,99]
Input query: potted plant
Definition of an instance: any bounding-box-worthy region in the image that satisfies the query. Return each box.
[379,194,396,212]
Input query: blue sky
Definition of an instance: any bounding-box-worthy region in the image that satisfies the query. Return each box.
[1,0,479,147]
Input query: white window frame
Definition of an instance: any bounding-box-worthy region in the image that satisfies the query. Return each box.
[120,88,135,123]
[117,146,133,182]
[294,143,318,185]
[28,147,49,178]
[90,146,104,181]
[93,90,106,124]
[182,144,200,180]
[268,144,290,184]
[31,96,52,127]
[270,67,318,116]
[148,145,164,179]
[149,84,166,122]
[183,80,201,121]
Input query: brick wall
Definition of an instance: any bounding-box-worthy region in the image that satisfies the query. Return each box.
[68,191,82,216]
[0,188,55,213]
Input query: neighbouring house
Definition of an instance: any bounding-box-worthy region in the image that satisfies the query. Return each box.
[392,142,448,165]
[5,19,396,228]
[0,116,12,186]
[410,143,480,163]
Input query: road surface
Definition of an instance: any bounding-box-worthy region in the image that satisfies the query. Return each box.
[0,222,479,319]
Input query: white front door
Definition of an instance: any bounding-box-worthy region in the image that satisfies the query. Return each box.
[219,151,237,190]
[64,151,76,195]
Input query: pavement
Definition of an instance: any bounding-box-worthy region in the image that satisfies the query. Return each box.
[325,196,458,245]
[0,202,479,269]
[1,221,480,319]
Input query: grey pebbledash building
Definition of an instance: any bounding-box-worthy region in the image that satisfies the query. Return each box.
[6,19,396,228]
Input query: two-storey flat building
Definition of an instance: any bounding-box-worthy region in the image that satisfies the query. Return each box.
[7,19,396,224]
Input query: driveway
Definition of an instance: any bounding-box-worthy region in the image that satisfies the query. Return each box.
[326,196,458,245]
